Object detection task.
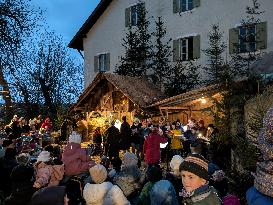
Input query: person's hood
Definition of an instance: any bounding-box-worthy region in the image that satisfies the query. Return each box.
[83,182,112,204]
[63,142,81,155]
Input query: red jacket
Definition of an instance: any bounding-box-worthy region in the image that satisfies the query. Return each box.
[62,142,95,176]
[143,130,168,165]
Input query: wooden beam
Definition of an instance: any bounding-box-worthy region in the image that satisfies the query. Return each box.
[160,106,188,110]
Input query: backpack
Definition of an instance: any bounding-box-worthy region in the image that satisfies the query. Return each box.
[223,194,241,205]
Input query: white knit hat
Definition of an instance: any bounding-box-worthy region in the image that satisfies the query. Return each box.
[122,152,138,167]
[37,151,51,162]
[170,155,184,171]
[69,131,81,144]
[89,164,107,184]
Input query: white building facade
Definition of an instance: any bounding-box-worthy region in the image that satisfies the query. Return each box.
[69,0,273,88]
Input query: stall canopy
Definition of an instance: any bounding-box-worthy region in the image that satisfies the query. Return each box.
[71,73,166,112]
[148,84,222,123]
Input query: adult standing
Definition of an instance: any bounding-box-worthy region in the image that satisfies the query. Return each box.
[104,121,120,160]
[120,116,132,152]
[143,126,168,167]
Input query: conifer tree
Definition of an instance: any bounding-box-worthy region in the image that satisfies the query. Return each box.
[116,1,153,78]
[203,24,227,84]
[151,16,172,90]
[115,26,140,76]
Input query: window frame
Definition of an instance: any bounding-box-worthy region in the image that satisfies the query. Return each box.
[179,37,194,61]
[180,0,193,12]
[238,24,256,53]
[98,53,107,72]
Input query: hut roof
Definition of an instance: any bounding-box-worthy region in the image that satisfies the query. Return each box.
[148,84,221,108]
[72,73,166,110]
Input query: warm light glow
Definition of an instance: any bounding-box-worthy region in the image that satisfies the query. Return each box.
[200,97,207,104]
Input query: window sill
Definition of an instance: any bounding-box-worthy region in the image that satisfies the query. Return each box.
[176,8,196,16]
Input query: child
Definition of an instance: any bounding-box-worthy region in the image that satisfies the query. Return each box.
[83,164,130,205]
[137,165,162,205]
[113,152,144,200]
[62,131,95,176]
[179,154,221,205]
[33,151,64,188]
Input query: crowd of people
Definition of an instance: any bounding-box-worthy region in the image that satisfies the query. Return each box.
[0,108,272,205]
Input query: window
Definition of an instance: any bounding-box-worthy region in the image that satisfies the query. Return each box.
[94,53,110,72]
[180,0,193,12]
[125,3,144,27]
[173,0,200,13]
[173,35,200,61]
[98,54,107,71]
[238,25,256,53]
[229,22,267,54]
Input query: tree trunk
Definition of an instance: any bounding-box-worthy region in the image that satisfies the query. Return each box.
[0,64,13,122]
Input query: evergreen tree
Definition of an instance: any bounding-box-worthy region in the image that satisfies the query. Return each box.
[115,26,140,76]
[164,61,200,96]
[136,1,153,77]
[116,1,153,77]
[184,61,200,90]
[151,16,172,91]
[203,24,227,84]
[164,61,187,96]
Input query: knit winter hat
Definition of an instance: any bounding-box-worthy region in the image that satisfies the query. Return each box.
[179,154,208,180]
[122,152,138,167]
[254,106,273,197]
[89,164,107,184]
[37,151,51,162]
[68,131,81,144]
[170,155,184,172]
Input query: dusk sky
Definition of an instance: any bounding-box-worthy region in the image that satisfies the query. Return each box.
[31,0,100,53]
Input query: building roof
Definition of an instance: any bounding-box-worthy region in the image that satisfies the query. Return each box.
[148,84,221,108]
[72,73,166,110]
[68,0,113,50]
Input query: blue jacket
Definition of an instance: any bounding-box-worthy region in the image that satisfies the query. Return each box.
[246,186,273,205]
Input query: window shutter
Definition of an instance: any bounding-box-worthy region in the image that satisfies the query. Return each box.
[193,0,201,8]
[94,55,98,72]
[138,2,145,21]
[125,7,130,27]
[173,0,179,13]
[106,53,110,71]
[256,21,267,50]
[229,28,239,54]
[173,39,180,61]
[193,35,200,59]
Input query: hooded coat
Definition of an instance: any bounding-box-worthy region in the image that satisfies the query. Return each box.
[62,142,95,176]
[33,161,64,188]
[143,130,168,165]
[83,182,130,205]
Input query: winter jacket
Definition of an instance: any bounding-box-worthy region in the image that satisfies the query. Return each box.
[181,186,221,205]
[150,180,179,205]
[137,181,154,205]
[120,122,132,150]
[143,131,168,165]
[170,130,183,150]
[113,166,144,198]
[29,186,66,205]
[83,182,130,205]
[62,142,95,176]
[4,164,36,205]
[105,126,121,158]
[246,186,273,205]
[33,161,64,188]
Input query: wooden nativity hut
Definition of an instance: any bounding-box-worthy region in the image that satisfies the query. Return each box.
[71,73,166,136]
